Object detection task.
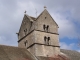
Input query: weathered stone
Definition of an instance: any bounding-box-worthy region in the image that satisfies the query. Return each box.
[18,9,60,57]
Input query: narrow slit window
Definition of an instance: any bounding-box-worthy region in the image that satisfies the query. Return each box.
[47,37,50,45]
[44,36,50,45]
[24,29,27,35]
[46,25,49,32]
[44,36,46,44]
[43,24,49,32]
[24,40,28,48]
[43,24,46,31]
[45,17,47,19]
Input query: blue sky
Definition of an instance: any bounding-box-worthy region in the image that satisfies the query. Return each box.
[0,0,80,52]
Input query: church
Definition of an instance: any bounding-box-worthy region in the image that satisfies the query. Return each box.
[0,7,80,60]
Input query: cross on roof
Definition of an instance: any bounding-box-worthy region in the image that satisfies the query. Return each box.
[24,10,27,14]
[44,6,47,9]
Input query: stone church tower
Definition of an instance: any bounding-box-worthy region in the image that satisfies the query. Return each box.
[17,8,60,57]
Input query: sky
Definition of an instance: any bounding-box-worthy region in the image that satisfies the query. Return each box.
[0,0,80,52]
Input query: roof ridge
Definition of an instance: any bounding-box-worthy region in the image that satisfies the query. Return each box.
[1,45,11,60]
[61,49,79,52]
[0,44,23,48]
[25,14,33,22]
[35,9,46,20]
[35,9,59,27]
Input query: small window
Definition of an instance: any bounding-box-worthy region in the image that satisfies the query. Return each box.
[24,22,26,24]
[47,37,50,45]
[48,37,50,40]
[44,36,50,45]
[30,21,33,27]
[24,29,27,35]
[43,25,49,32]
[45,17,47,19]
[46,25,49,32]
[24,40,28,47]
[24,30,25,32]
[44,36,46,40]
[43,24,45,31]
[44,36,46,44]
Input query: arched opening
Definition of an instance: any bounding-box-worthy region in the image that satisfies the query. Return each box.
[43,24,49,32]
[24,40,28,48]
[24,29,27,35]
[44,36,50,45]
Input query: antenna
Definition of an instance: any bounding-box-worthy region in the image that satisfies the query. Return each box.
[35,9,37,17]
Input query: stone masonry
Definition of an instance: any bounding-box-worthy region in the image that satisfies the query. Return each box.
[17,9,60,57]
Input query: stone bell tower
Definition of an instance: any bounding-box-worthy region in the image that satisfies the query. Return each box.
[17,7,60,57]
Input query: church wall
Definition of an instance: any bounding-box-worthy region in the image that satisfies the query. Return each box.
[27,45,35,55]
[34,44,60,57]
[18,31,35,48]
[54,47,60,55]
[34,30,59,46]
[18,15,34,40]
[35,10,58,34]
[18,9,60,57]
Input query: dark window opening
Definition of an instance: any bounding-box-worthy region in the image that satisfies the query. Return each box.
[29,21,33,31]
[44,36,46,44]
[24,22,26,24]
[24,40,28,47]
[47,37,50,45]
[48,37,50,40]
[24,29,27,35]
[30,21,33,27]
[44,36,50,45]
[46,25,49,32]
[43,24,46,31]
[43,25,49,32]
[45,17,47,19]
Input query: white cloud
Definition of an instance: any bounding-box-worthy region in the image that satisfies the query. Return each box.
[32,0,80,22]
[51,13,78,38]
[0,0,80,47]
[0,36,6,42]
[78,50,80,52]
[60,42,80,52]
[60,42,75,50]
[0,35,17,46]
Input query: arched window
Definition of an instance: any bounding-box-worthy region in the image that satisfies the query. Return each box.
[44,36,46,44]
[43,25,49,32]
[46,25,49,32]
[45,17,47,19]
[47,37,50,45]
[44,36,50,45]
[43,24,46,31]
[24,40,28,48]
[24,29,27,35]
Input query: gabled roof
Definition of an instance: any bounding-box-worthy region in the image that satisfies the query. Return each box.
[0,45,37,60]
[30,16,36,21]
[37,49,80,60]
[37,55,69,60]
[0,45,80,60]
[24,14,36,22]
[18,14,34,34]
[18,9,59,34]
[35,9,59,27]
[61,49,80,60]
[25,14,34,22]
